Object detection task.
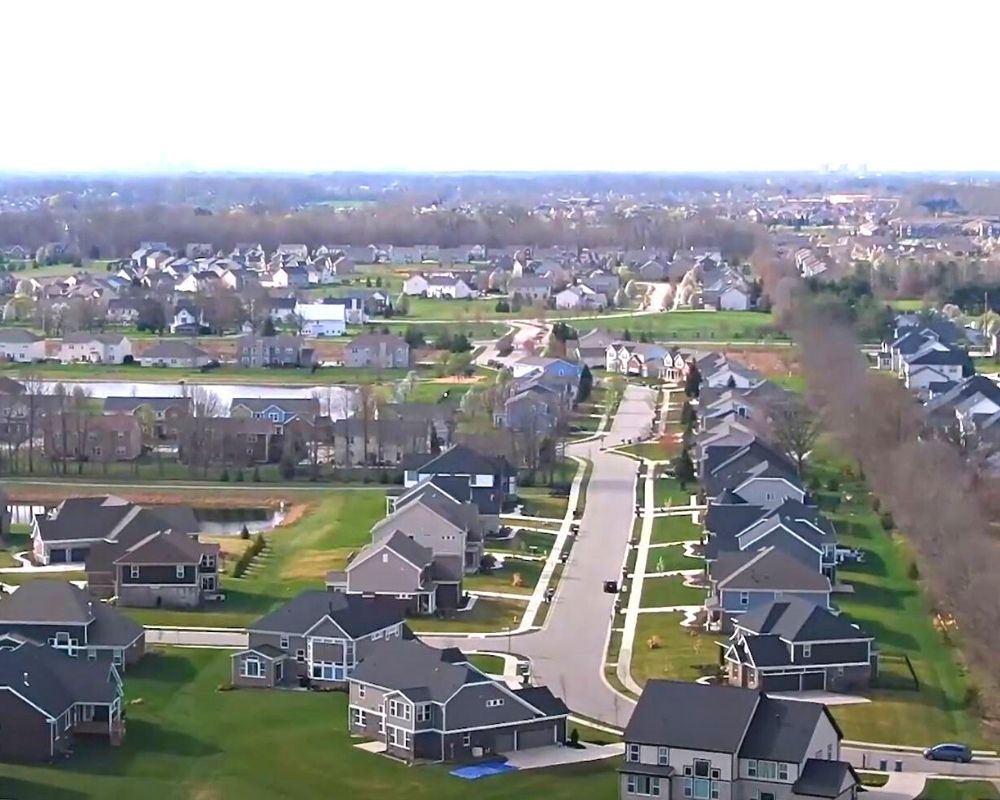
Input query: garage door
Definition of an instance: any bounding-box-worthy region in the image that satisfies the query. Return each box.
[761,674,799,692]
[517,725,556,750]
[70,548,88,563]
[801,672,826,690]
[494,731,516,753]
[49,549,67,564]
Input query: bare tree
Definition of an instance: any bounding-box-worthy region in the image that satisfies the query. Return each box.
[768,400,821,475]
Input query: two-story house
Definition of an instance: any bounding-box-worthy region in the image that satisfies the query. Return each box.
[702,441,806,508]
[230,397,320,434]
[348,637,568,762]
[236,334,315,368]
[138,340,213,368]
[0,580,145,668]
[723,598,878,692]
[102,395,192,441]
[0,328,46,362]
[401,445,517,535]
[495,382,567,434]
[344,333,410,369]
[0,641,126,761]
[57,333,133,364]
[43,413,143,463]
[107,530,221,609]
[620,680,859,800]
[230,590,407,689]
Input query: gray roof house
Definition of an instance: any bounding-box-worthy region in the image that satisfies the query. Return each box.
[344,333,410,370]
[723,598,878,693]
[348,637,568,763]
[0,580,145,669]
[620,679,858,800]
[0,640,126,761]
[230,590,407,690]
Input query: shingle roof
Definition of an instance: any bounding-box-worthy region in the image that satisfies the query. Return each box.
[350,638,484,702]
[113,530,215,566]
[738,696,827,761]
[0,642,120,718]
[0,328,42,344]
[141,341,210,359]
[248,590,405,639]
[793,760,858,798]
[712,547,832,592]
[623,680,761,752]
[737,599,872,643]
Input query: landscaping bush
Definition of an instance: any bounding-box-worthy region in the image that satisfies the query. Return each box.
[240,525,250,541]
[235,470,244,482]
[879,512,895,531]
[569,728,581,748]
[233,532,267,578]
[871,496,881,513]
[252,467,261,482]
[807,475,821,491]
[908,562,920,580]
[825,477,840,492]
[219,469,230,482]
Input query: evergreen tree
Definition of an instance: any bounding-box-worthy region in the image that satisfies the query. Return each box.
[673,448,696,488]
[684,362,702,399]
[578,364,593,402]
[261,316,277,336]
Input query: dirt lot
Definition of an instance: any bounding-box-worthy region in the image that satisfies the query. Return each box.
[716,345,801,381]
[4,483,298,508]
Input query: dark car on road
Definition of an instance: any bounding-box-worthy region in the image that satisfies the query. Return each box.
[923,743,972,763]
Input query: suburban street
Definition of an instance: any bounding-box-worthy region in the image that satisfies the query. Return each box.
[424,383,654,727]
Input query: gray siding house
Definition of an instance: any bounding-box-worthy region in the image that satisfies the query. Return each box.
[344,333,410,369]
[348,638,568,763]
[620,680,858,800]
[230,591,406,689]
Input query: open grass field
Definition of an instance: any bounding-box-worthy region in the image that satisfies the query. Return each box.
[650,514,701,544]
[123,490,386,628]
[601,310,782,342]
[653,474,693,507]
[630,612,721,685]
[918,781,1000,800]
[0,647,619,800]
[407,597,527,634]
[639,576,704,608]
[465,557,543,596]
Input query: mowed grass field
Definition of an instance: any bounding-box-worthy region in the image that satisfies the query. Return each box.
[591,310,782,341]
[0,648,619,800]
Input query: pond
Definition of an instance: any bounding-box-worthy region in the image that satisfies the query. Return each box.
[7,503,286,536]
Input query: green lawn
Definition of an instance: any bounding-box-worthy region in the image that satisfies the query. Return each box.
[518,488,569,520]
[0,362,411,386]
[488,530,557,555]
[123,491,386,628]
[383,320,511,341]
[631,612,721,685]
[647,544,700,572]
[611,310,782,341]
[465,557,542,596]
[0,571,88,586]
[0,647,619,800]
[917,781,1000,800]
[804,451,987,747]
[889,299,929,312]
[403,381,477,404]
[468,654,507,674]
[769,373,807,393]
[407,598,527,634]
[619,441,674,461]
[653,475,693,507]
[639,576,704,608]
[650,514,701,544]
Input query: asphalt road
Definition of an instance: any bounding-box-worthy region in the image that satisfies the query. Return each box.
[843,746,1000,779]
[424,383,655,727]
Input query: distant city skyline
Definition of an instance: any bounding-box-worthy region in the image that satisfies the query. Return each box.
[5,1,999,174]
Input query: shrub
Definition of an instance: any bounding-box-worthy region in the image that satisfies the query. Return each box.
[234,470,244,483]
[570,728,580,747]
[646,635,662,650]
[240,524,250,541]
[908,562,920,580]
[825,477,840,492]
[252,467,261,482]
[219,469,230,482]
[279,458,295,480]
[879,512,895,531]
[232,532,267,578]
[871,496,881,513]
[807,475,821,491]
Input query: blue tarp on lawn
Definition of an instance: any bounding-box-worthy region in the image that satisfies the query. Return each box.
[450,761,518,780]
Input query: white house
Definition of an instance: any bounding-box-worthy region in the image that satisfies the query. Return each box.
[425,274,474,299]
[402,274,430,296]
[295,303,347,337]
[0,329,46,362]
[138,340,213,368]
[58,333,133,364]
[554,284,607,310]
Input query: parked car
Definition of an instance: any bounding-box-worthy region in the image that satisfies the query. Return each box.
[923,743,972,763]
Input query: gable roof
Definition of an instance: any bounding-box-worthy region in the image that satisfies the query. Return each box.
[248,590,405,639]
[737,598,872,643]
[738,695,829,762]
[350,637,484,701]
[712,547,832,593]
[0,642,119,719]
[113,530,215,566]
[623,679,761,752]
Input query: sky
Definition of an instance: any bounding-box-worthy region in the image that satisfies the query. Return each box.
[3,0,999,174]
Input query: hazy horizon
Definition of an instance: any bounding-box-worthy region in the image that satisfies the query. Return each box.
[7,0,999,174]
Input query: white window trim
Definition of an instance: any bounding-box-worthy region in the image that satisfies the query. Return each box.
[129,565,140,579]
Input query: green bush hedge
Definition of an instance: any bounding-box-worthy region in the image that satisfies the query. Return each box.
[232,532,267,578]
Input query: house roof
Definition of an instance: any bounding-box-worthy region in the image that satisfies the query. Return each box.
[347,333,408,349]
[61,332,129,345]
[0,642,120,719]
[0,328,42,344]
[113,530,216,566]
[401,444,512,477]
[738,696,829,762]
[712,547,831,593]
[103,396,192,414]
[38,496,198,545]
[623,679,761,752]
[350,637,483,702]
[792,760,858,798]
[737,598,872,643]
[248,590,405,639]
[230,397,320,416]
[141,341,211,359]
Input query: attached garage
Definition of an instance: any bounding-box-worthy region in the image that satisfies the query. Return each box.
[760,673,799,692]
[48,548,67,564]
[801,672,826,690]
[516,724,557,750]
[494,731,516,753]
[70,547,88,563]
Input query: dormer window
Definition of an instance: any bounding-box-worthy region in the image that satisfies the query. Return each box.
[485,698,504,708]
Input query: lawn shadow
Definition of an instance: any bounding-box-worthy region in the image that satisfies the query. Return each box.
[128,650,200,682]
[65,720,222,776]
[0,778,89,800]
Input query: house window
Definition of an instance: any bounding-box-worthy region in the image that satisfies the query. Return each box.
[416,704,431,723]
[388,726,412,749]
[352,708,367,727]
[628,775,661,796]
[757,760,778,780]
[175,565,186,579]
[268,412,281,422]
[826,744,833,760]
[778,763,789,781]
[747,760,758,778]
[739,591,750,606]
[627,743,641,762]
[130,565,140,579]
[358,685,366,699]
[295,649,305,662]
[279,635,289,650]
[693,760,711,778]
[462,733,471,747]
[683,778,712,799]
[802,644,812,659]
[240,657,263,678]
[760,794,775,800]
[657,747,669,766]
[311,663,345,682]
[485,699,504,708]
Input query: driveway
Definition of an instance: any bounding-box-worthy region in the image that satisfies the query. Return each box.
[424,383,655,727]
